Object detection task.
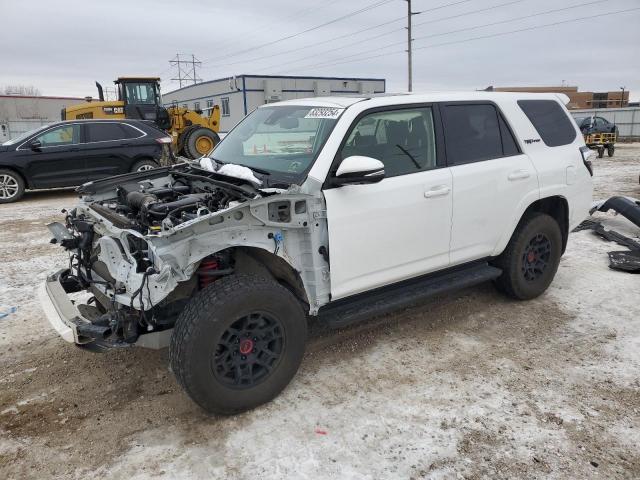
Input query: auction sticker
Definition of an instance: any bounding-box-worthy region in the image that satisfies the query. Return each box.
[305,107,344,119]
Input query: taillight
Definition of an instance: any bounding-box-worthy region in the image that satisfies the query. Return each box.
[579,146,595,176]
[155,136,172,144]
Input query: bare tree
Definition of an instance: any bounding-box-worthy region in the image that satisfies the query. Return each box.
[2,85,41,96]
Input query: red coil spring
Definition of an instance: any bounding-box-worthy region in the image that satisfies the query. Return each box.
[198,258,220,289]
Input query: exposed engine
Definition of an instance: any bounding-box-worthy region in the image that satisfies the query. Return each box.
[87,167,259,233]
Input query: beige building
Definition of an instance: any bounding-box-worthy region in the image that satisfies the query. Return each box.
[484,86,629,109]
[0,94,86,141]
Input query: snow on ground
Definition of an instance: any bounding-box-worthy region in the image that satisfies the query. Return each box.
[0,146,639,479]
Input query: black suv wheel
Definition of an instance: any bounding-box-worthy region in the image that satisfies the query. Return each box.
[492,213,562,300]
[170,274,307,414]
[0,169,25,203]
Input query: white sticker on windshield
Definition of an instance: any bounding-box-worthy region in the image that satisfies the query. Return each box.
[304,107,344,119]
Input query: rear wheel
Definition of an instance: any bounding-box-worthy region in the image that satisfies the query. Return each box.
[170,274,307,414]
[607,145,615,157]
[492,213,562,300]
[130,159,159,172]
[0,169,25,203]
[183,128,220,159]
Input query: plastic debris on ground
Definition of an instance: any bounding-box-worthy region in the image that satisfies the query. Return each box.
[0,306,17,319]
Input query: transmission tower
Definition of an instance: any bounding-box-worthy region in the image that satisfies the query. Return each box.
[169,54,203,88]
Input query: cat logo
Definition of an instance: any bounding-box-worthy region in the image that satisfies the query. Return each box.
[102,106,124,115]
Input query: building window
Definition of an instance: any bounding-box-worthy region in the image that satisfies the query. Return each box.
[221,97,230,116]
[182,104,188,109]
[206,99,214,112]
[194,101,200,111]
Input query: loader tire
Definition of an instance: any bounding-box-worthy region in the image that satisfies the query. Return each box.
[183,128,220,159]
[170,274,307,415]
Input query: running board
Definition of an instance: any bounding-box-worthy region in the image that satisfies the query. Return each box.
[318,263,502,329]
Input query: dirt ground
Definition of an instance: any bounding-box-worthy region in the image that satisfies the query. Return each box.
[1,145,639,479]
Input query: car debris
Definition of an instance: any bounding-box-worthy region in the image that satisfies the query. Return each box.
[607,251,640,273]
[590,196,640,228]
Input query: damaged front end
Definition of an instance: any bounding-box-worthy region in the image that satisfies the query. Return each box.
[41,162,328,350]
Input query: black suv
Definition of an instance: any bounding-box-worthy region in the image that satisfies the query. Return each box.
[0,119,173,203]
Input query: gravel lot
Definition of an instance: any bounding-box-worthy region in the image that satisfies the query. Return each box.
[1,145,639,479]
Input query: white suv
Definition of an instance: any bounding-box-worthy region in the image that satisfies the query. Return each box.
[42,92,593,414]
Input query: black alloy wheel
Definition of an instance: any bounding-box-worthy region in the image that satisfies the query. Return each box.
[521,233,552,281]
[213,312,285,388]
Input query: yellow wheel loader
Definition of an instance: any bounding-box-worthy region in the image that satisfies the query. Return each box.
[62,77,221,159]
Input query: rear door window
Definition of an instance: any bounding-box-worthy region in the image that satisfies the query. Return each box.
[441,104,503,165]
[87,123,130,142]
[517,100,577,147]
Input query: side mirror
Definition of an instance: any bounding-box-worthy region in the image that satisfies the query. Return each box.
[333,155,385,186]
[29,139,42,151]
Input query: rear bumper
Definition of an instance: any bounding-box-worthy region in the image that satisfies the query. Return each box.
[39,269,92,344]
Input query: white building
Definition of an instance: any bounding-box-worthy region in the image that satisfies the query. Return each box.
[161,74,386,133]
[0,94,86,141]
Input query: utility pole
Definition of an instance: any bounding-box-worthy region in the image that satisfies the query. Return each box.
[169,54,202,88]
[405,0,420,92]
[406,0,412,92]
[620,86,626,108]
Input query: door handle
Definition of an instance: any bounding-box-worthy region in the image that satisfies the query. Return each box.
[424,185,451,198]
[508,169,530,181]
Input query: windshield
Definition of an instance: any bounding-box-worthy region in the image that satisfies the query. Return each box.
[1,124,51,146]
[573,116,589,126]
[124,82,159,105]
[209,105,342,184]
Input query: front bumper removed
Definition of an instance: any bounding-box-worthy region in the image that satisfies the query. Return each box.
[39,269,94,345]
[40,268,173,350]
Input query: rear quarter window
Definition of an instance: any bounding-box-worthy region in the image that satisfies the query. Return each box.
[517,100,576,147]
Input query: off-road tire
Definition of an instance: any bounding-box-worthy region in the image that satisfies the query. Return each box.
[597,147,605,158]
[607,145,615,157]
[0,169,25,203]
[183,128,219,159]
[130,159,159,172]
[492,213,562,300]
[170,274,307,414]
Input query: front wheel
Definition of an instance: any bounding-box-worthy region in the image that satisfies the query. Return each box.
[170,274,307,414]
[183,128,220,159]
[0,169,25,203]
[492,213,562,300]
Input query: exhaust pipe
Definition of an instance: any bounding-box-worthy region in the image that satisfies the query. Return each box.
[95,81,104,101]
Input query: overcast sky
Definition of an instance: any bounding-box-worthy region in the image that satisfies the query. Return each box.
[2,0,639,100]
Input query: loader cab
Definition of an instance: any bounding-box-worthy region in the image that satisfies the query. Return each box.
[115,77,170,129]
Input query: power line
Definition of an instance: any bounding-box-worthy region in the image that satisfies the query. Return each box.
[209,0,344,57]
[259,0,527,74]
[293,6,640,73]
[205,0,483,71]
[200,0,395,65]
[271,0,617,73]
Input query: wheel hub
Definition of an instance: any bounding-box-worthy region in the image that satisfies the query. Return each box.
[212,312,284,388]
[522,233,551,281]
[239,338,254,355]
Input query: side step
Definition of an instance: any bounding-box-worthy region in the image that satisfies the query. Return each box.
[318,262,502,329]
